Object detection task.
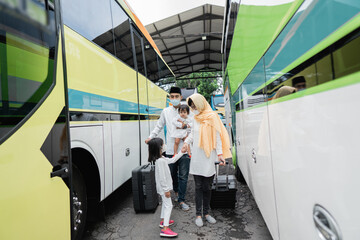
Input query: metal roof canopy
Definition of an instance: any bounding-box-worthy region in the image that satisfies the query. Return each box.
[146,4,224,79]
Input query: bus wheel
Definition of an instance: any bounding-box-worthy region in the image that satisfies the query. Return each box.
[235,162,246,184]
[72,165,87,240]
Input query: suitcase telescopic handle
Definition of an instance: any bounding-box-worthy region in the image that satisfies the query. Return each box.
[214,160,230,191]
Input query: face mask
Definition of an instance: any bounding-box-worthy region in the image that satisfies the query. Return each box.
[170,99,180,106]
[193,110,200,115]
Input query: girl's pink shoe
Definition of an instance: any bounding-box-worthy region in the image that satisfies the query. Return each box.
[160,228,178,237]
[159,219,174,228]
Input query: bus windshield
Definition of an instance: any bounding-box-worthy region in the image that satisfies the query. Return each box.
[213,95,224,107]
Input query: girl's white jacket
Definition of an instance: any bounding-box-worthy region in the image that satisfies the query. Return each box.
[155,152,184,195]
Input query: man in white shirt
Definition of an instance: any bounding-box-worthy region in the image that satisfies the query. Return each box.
[145,87,191,211]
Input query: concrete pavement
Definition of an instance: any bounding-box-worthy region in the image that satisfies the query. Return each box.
[83,170,273,240]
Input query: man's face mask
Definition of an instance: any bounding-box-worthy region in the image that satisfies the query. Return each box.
[169,93,181,106]
[170,99,180,106]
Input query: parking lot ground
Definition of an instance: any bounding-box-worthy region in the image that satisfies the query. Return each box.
[83,170,273,240]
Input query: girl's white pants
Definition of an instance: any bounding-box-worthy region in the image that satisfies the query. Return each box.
[160,194,173,226]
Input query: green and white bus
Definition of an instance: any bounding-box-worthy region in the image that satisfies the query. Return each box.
[223,0,360,239]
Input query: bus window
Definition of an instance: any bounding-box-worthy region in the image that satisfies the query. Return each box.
[315,54,333,85]
[158,56,171,80]
[333,35,360,79]
[266,29,360,101]
[132,30,146,76]
[144,40,159,82]
[0,0,56,142]
[212,95,225,108]
[62,0,115,55]
[111,0,135,68]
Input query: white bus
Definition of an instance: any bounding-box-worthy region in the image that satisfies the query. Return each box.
[223,0,360,239]
[62,0,172,238]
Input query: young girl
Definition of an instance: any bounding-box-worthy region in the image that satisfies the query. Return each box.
[171,104,192,154]
[148,137,185,237]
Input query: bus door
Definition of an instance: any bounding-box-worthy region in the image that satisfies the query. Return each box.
[131,26,150,166]
[0,0,72,239]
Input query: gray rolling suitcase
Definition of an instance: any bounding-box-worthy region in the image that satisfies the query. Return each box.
[132,164,158,213]
[210,161,237,209]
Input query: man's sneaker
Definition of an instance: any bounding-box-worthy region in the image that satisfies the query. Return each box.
[179,202,190,211]
[174,195,178,202]
[160,228,178,237]
[205,215,216,224]
[195,217,203,227]
[159,220,175,228]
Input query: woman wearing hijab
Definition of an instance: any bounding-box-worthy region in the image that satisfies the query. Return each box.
[273,85,297,99]
[182,93,232,227]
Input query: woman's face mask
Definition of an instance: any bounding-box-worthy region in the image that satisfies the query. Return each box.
[192,110,200,115]
[190,103,199,115]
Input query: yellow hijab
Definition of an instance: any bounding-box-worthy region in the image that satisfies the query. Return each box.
[187,93,232,159]
[273,86,296,99]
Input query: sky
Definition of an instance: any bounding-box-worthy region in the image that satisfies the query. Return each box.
[126,0,225,26]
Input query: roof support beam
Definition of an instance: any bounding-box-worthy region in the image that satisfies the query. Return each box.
[152,24,178,70]
[150,13,222,36]
[164,36,221,53]
[147,4,225,77]
[167,50,220,65]
[162,49,219,56]
[151,32,223,40]
[177,14,193,73]
[174,68,220,78]
[203,5,207,70]
[168,60,221,67]
[207,5,212,69]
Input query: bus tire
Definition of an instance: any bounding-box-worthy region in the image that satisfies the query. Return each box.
[235,162,246,184]
[72,164,87,240]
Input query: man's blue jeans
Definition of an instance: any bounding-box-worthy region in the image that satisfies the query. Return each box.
[167,154,190,203]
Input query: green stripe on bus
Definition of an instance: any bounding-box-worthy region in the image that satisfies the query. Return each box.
[228,0,303,93]
[237,102,267,113]
[248,13,360,98]
[238,71,360,112]
[270,71,360,104]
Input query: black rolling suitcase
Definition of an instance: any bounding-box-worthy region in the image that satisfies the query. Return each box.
[210,161,237,209]
[132,164,158,213]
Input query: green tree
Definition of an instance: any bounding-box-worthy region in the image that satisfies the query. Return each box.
[176,71,221,102]
[197,79,218,102]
